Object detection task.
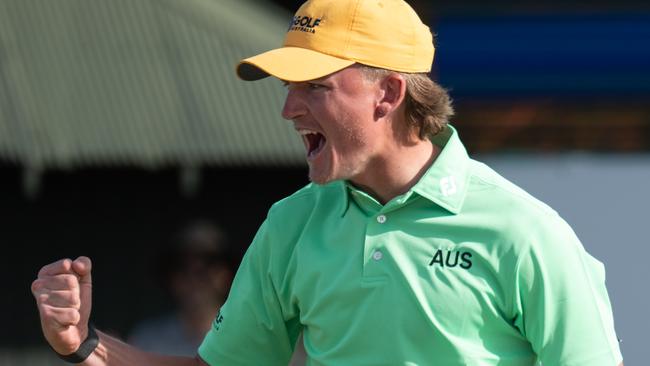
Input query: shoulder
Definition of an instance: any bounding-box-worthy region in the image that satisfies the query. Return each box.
[463,160,598,308]
[464,159,579,250]
[246,181,345,262]
[468,159,557,216]
[267,181,345,224]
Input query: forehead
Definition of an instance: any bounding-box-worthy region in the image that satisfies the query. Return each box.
[320,65,365,83]
[282,65,366,86]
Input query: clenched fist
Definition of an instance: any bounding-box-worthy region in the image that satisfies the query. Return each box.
[31,256,93,356]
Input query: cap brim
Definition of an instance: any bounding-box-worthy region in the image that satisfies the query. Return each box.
[237,47,355,82]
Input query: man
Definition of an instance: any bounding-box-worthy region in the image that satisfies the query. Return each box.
[128,220,234,356]
[31,0,623,365]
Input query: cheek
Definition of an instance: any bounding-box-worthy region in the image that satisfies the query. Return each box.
[321,96,377,151]
[327,125,374,166]
[340,104,380,145]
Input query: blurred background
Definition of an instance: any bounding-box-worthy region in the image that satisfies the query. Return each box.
[1,0,648,364]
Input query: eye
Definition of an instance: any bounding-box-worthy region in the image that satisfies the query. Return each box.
[308,82,325,90]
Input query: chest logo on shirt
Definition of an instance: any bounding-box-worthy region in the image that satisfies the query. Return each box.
[428,249,472,269]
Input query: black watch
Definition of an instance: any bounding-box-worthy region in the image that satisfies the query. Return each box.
[53,324,99,364]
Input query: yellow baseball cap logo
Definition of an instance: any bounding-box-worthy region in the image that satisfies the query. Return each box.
[237,0,435,82]
[289,15,322,33]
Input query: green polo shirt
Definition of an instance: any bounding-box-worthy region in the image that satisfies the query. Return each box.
[199,126,622,366]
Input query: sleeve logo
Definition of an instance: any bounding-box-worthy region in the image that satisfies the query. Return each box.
[214,312,224,331]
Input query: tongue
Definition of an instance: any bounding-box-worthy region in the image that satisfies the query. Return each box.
[308,133,325,157]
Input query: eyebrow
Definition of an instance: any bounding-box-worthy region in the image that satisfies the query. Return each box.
[280,77,329,86]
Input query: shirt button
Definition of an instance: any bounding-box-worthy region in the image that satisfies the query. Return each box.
[372,250,383,261]
[376,214,387,224]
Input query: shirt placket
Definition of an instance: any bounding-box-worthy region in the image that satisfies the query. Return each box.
[349,188,413,284]
[362,210,391,283]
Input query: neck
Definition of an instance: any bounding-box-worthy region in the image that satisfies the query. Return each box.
[351,137,440,205]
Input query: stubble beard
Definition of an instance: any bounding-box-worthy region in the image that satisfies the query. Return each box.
[308,113,371,185]
[307,151,369,186]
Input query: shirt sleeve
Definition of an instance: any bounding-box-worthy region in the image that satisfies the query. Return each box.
[198,217,302,366]
[512,217,623,366]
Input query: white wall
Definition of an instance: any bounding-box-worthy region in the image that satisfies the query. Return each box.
[479,153,650,365]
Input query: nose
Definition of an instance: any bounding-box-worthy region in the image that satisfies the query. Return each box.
[281,87,306,121]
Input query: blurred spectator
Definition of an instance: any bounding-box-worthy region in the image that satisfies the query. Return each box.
[128,219,234,356]
[127,219,307,364]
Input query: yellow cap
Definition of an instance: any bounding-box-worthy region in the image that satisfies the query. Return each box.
[237,0,435,82]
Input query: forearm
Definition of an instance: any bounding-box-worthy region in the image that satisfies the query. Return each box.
[79,330,204,366]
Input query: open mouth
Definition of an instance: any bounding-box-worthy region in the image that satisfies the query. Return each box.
[299,129,326,159]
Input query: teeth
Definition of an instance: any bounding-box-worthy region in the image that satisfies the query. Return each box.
[297,129,319,136]
[296,128,326,159]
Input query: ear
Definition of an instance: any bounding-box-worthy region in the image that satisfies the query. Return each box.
[375,73,406,120]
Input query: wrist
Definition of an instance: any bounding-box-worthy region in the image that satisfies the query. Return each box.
[53,324,99,364]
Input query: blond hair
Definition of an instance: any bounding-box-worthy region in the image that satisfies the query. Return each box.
[358,65,454,139]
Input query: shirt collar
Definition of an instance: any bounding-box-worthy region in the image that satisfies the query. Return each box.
[411,125,470,215]
[338,180,350,217]
[336,124,471,216]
